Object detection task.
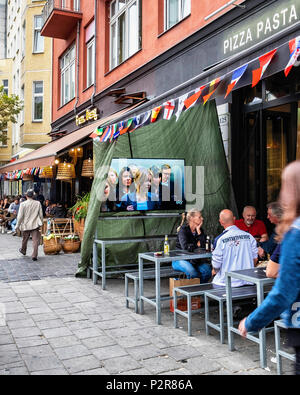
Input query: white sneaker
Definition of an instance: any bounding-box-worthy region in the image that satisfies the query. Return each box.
[7,230,13,234]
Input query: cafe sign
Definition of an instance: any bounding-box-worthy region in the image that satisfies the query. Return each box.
[222,0,299,56]
[75,107,99,126]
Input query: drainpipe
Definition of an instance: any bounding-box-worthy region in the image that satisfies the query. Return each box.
[90,0,97,107]
[74,20,80,115]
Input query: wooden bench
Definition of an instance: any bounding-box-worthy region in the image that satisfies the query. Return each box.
[173,283,216,336]
[125,267,182,313]
[41,218,74,238]
[274,319,296,375]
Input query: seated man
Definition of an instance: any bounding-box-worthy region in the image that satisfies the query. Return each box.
[266,243,281,279]
[212,209,258,287]
[235,205,268,242]
[7,198,20,234]
[258,201,282,259]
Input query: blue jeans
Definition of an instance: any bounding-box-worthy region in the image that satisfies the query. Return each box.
[10,218,17,232]
[172,260,212,283]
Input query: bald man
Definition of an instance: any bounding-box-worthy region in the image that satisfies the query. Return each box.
[235,206,268,242]
[212,209,258,287]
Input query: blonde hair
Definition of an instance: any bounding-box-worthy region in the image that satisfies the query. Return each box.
[177,208,202,232]
[134,168,150,194]
[276,161,300,241]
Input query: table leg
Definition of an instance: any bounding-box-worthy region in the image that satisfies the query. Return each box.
[92,241,98,285]
[187,295,192,336]
[257,283,267,368]
[226,274,234,351]
[174,288,178,328]
[139,256,144,315]
[155,259,161,325]
[101,242,106,290]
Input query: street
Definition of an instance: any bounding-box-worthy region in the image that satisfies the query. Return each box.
[0,233,294,375]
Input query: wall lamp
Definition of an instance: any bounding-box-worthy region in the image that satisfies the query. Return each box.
[204,0,246,21]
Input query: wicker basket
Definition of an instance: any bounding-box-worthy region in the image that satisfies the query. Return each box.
[39,166,54,179]
[43,237,62,255]
[62,237,81,253]
[56,162,76,181]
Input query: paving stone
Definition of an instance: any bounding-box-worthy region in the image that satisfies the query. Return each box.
[23,355,64,372]
[0,334,14,345]
[126,344,165,360]
[42,327,73,339]
[31,368,69,375]
[217,353,260,373]
[102,355,141,374]
[0,366,29,375]
[63,355,103,374]
[182,356,223,374]
[162,345,205,362]
[19,345,55,357]
[14,336,48,348]
[81,335,116,350]
[7,319,36,329]
[0,351,23,367]
[141,356,183,375]
[10,327,42,338]
[73,327,103,340]
[47,335,81,349]
[54,344,91,360]
[74,367,110,375]
[92,345,128,361]
[35,319,65,330]
[121,367,152,375]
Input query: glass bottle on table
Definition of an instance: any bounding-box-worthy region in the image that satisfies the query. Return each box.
[164,235,170,255]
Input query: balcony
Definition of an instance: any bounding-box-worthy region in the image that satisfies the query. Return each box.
[41,0,82,40]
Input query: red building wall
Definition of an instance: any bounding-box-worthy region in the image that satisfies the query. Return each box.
[51,0,245,123]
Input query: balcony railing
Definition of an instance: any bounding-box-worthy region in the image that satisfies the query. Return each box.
[42,0,81,26]
[41,0,82,39]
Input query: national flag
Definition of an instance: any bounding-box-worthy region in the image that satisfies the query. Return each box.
[89,127,104,139]
[225,64,248,98]
[142,110,152,126]
[130,114,143,132]
[284,36,300,77]
[203,78,222,104]
[119,119,133,136]
[252,48,277,87]
[163,100,175,120]
[100,126,112,142]
[184,86,206,110]
[111,124,119,141]
[150,106,161,123]
[175,93,189,121]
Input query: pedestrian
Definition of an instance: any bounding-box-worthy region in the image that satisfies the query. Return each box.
[238,160,300,375]
[15,189,43,261]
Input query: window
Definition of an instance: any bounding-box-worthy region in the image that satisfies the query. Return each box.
[165,0,190,30]
[60,45,76,106]
[22,22,26,58]
[86,39,95,87]
[2,80,8,95]
[33,81,43,121]
[0,130,7,147]
[33,15,44,53]
[110,0,141,69]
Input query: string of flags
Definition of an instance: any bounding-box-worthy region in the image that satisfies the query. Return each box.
[1,167,43,181]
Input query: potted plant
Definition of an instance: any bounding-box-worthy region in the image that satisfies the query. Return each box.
[71,192,90,241]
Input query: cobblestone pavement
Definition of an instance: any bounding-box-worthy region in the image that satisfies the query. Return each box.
[0,234,295,375]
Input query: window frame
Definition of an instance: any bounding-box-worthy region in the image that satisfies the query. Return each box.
[33,15,44,54]
[86,38,95,88]
[164,0,191,31]
[2,80,8,96]
[32,81,44,122]
[109,0,141,70]
[60,44,76,106]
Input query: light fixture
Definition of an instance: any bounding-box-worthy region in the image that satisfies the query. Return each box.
[54,159,59,165]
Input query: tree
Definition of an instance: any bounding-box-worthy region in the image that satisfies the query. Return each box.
[0,85,23,145]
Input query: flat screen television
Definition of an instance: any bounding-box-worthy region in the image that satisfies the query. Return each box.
[101,158,185,212]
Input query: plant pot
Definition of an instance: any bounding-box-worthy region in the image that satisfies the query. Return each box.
[74,218,85,241]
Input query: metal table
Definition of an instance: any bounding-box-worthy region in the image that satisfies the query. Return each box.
[139,249,212,325]
[225,267,275,368]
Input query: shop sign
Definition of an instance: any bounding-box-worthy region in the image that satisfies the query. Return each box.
[222,0,299,56]
[75,107,99,126]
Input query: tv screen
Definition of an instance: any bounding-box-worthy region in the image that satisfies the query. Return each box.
[101,158,185,213]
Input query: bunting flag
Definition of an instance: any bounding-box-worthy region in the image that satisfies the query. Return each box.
[89,127,104,139]
[184,86,206,110]
[119,119,134,136]
[175,93,189,121]
[130,114,143,132]
[163,100,175,120]
[142,110,152,126]
[225,64,248,98]
[110,124,118,141]
[100,126,112,142]
[150,106,161,123]
[284,36,300,77]
[203,78,222,104]
[252,48,277,87]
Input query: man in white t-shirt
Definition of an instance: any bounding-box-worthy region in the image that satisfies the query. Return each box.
[212,209,258,287]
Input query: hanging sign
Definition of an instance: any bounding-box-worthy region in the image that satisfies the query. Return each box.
[75,107,99,126]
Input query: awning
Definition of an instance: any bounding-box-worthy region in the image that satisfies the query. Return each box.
[0,102,145,174]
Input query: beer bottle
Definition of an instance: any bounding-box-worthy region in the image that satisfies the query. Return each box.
[205,236,211,252]
[164,235,170,255]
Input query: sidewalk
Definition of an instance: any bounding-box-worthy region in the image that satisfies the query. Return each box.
[0,233,294,375]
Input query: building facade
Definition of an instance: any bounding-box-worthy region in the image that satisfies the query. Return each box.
[1,0,299,222]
